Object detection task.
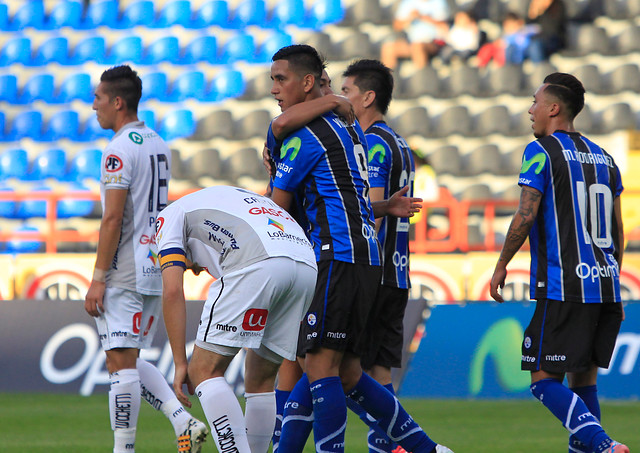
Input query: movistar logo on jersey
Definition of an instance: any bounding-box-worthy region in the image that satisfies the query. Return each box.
[129,132,143,145]
[521,152,546,175]
[280,137,301,161]
[368,144,386,164]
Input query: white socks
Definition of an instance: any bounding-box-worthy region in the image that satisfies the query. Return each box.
[136,358,192,435]
[109,369,140,453]
[196,377,251,453]
[245,392,276,453]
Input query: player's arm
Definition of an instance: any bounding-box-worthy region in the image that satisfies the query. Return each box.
[371,186,423,219]
[271,94,355,140]
[369,187,385,231]
[614,195,624,269]
[84,188,127,317]
[271,187,294,212]
[490,186,542,302]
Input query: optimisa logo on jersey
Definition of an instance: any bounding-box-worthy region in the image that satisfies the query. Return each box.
[575,261,619,283]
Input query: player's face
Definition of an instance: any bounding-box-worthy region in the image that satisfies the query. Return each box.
[270,59,308,112]
[92,82,117,131]
[528,84,551,139]
[319,70,333,96]
[341,76,366,118]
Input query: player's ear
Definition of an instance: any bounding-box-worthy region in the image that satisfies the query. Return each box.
[303,73,315,93]
[363,90,376,109]
[549,101,561,118]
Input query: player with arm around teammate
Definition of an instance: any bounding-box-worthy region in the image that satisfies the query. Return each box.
[490,72,628,453]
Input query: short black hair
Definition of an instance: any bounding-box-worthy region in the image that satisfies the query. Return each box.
[342,59,394,115]
[543,72,585,119]
[100,65,142,113]
[272,44,325,80]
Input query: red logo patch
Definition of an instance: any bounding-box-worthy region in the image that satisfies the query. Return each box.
[156,217,164,234]
[105,154,123,172]
[242,308,268,331]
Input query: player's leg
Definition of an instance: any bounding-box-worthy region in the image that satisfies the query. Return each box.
[273,358,305,452]
[567,367,599,453]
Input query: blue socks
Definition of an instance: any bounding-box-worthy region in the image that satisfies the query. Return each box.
[347,372,436,453]
[346,383,398,452]
[568,385,600,453]
[531,379,613,453]
[310,376,347,452]
[278,374,313,453]
[273,389,291,452]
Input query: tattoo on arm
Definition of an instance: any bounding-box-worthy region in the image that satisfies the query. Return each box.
[498,186,542,266]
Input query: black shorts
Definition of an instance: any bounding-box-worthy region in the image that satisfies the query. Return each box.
[298,260,381,356]
[521,299,623,374]
[360,285,409,370]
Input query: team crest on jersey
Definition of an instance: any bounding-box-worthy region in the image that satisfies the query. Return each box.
[521,152,546,175]
[105,154,123,172]
[280,137,301,161]
[156,217,164,234]
[368,143,386,163]
[129,131,143,144]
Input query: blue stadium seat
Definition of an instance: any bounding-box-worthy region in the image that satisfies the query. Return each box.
[43,111,81,141]
[269,0,306,28]
[0,149,29,179]
[143,36,180,64]
[307,0,344,28]
[45,0,82,29]
[30,148,68,180]
[159,110,195,140]
[10,1,45,30]
[68,149,102,182]
[232,0,267,27]
[192,0,229,28]
[33,37,69,66]
[138,110,156,130]
[57,183,95,218]
[0,187,17,219]
[208,69,245,101]
[220,33,255,63]
[181,36,218,64]
[0,75,18,103]
[5,225,45,253]
[9,111,44,141]
[56,73,92,103]
[108,36,143,64]
[15,186,51,219]
[119,1,155,28]
[141,72,168,101]
[18,74,55,104]
[0,3,7,30]
[80,116,114,141]
[154,0,192,28]
[0,37,32,66]
[81,0,119,29]
[0,112,5,141]
[69,36,106,64]
[169,71,206,101]
[256,31,293,63]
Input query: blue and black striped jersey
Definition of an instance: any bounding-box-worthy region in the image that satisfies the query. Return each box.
[366,121,415,289]
[519,131,623,303]
[271,112,381,265]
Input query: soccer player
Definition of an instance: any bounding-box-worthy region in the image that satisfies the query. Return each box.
[269,44,452,453]
[489,72,628,453]
[156,185,317,453]
[340,58,417,453]
[84,65,208,453]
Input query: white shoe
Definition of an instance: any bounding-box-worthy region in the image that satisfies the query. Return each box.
[177,418,209,453]
[436,445,454,453]
[604,441,630,453]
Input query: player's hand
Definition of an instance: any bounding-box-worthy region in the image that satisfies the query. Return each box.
[84,281,106,317]
[333,95,356,125]
[262,144,276,178]
[173,362,193,408]
[490,267,507,303]
[387,186,422,218]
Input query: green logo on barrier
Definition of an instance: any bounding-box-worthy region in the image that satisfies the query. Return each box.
[469,318,530,395]
[368,144,386,163]
[521,152,546,175]
[129,132,143,145]
[280,137,301,161]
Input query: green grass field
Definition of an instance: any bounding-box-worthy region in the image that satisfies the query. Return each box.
[1,393,638,452]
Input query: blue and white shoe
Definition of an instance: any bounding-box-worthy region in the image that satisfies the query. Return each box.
[604,441,630,453]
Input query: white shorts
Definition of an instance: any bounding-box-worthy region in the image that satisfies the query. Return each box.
[95,286,162,351]
[196,257,316,362]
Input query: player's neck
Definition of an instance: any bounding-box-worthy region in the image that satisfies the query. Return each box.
[112,113,140,134]
[358,110,384,131]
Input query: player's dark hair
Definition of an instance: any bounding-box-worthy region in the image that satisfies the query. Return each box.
[342,59,394,115]
[272,44,325,79]
[100,65,142,113]
[543,72,585,119]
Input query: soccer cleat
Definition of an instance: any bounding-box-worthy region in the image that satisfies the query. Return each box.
[176,418,209,453]
[603,441,629,453]
[435,445,454,453]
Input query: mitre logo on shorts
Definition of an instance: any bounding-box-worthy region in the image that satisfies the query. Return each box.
[524,336,532,349]
[105,154,123,172]
[242,308,268,331]
[307,312,317,327]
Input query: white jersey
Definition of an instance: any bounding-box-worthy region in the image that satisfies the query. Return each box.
[156,186,317,278]
[101,121,171,295]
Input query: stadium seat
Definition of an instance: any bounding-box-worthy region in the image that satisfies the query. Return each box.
[108,36,143,64]
[0,112,5,141]
[608,63,640,94]
[220,33,255,63]
[154,0,192,28]
[255,32,293,63]
[434,106,472,138]
[0,74,18,103]
[0,149,29,179]
[574,104,594,134]
[18,74,55,104]
[337,31,373,60]
[226,147,264,181]
[599,103,636,133]
[191,0,229,28]
[188,148,223,181]
[5,225,45,253]
[397,67,440,99]
[573,64,603,95]
[80,0,119,29]
[307,0,345,29]
[68,149,102,182]
[29,148,68,180]
[141,72,168,101]
[56,73,93,103]
[9,1,45,30]
[448,65,482,97]
[236,109,271,140]
[474,105,512,137]
[168,70,206,102]
[614,24,640,55]
[159,110,196,141]
[390,106,430,138]
[138,110,156,130]
[240,69,272,101]
[80,116,113,141]
[15,186,51,219]
[8,111,44,141]
[428,145,462,175]
[33,37,69,66]
[464,145,501,176]
[143,36,180,64]
[45,0,82,29]
[57,183,95,218]
[69,36,106,64]
[269,0,306,27]
[304,31,333,60]
[181,36,218,64]
[485,64,524,97]
[231,0,267,27]
[0,37,32,66]
[119,1,155,28]
[0,187,17,218]
[0,3,7,30]
[346,0,383,25]
[192,109,234,140]
[42,110,81,141]
[569,24,609,56]
[500,148,524,176]
[208,69,245,101]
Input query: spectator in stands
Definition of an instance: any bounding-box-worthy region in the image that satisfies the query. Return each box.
[439,9,485,64]
[526,0,567,62]
[381,0,451,69]
[476,11,537,67]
